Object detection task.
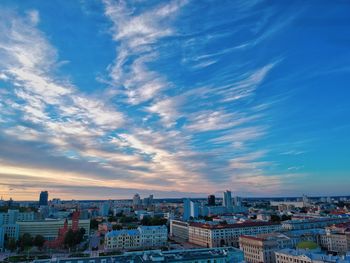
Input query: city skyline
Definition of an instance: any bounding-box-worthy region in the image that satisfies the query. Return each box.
[1,0,350,200]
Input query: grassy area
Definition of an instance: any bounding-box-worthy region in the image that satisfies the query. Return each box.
[4,255,50,262]
[99,251,122,256]
[296,241,319,250]
[68,253,90,258]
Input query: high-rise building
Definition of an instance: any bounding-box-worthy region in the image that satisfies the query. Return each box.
[223,190,233,209]
[133,193,141,209]
[190,201,199,219]
[183,198,191,221]
[39,191,48,206]
[234,196,241,207]
[183,198,199,220]
[208,195,216,206]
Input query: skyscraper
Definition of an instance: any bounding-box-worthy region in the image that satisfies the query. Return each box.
[208,195,215,206]
[234,196,241,207]
[223,190,233,209]
[39,191,48,206]
[183,198,199,220]
[133,193,141,209]
[183,198,191,221]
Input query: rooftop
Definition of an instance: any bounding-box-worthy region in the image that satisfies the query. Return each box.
[190,221,280,229]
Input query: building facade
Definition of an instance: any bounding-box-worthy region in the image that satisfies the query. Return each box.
[275,249,350,263]
[17,219,90,240]
[189,221,282,248]
[320,222,350,255]
[239,234,292,263]
[282,218,349,231]
[39,191,49,206]
[170,219,189,241]
[105,225,167,251]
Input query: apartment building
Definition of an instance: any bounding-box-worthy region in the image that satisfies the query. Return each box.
[17,219,90,240]
[189,221,282,248]
[170,219,189,241]
[282,218,348,231]
[275,249,350,263]
[240,233,293,263]
[105,225,167,251]
[320,222,350,255]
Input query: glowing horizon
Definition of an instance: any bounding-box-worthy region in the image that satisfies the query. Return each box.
[1,1,349,200]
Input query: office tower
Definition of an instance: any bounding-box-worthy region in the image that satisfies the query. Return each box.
[183,198,191,221]
[39,191,48,206]
[234,196,241,207]
[223,190,233,209]
[208,195,216,206]
[142,194,154,207]
[190,201,199,218]
[302,194,309,206]
[99,202,110,217]
[133,193,141,209]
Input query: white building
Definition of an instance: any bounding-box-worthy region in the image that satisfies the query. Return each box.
[275,249,350,263]
[223,191,233,209]
[183,198,199,220]
[170,220,189,241]
[139,225,168,248]
[105,225,168,251]
[189,221,282,248]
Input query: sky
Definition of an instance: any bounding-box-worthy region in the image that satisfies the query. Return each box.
[0,0,349,201]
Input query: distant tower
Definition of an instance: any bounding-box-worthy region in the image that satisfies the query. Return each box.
[183,198,199,221]
[71,211,80,232]
[133,193,141,209]
[39,191,48,206]
[302,194,309,206]
[223,190,233,209]
[234,196,241,207]
[208,195,216,206]
[183,198,191,221]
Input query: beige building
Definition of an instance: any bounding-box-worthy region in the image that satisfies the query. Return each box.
[239,233,292,263]
[275,249,350,263]
[320,222,350,255]
[105,229,140,250]
[188,221,282,248]
[170,220,189,241]
[17,219,90,240]
[105,225,167,251]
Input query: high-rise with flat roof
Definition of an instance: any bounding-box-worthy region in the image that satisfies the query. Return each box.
[223,190,233,209]
[39,191,48,206]
[208,195,216,206]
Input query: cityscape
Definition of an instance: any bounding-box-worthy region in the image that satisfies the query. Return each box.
[1,0,350,263]
[0,192,350,262]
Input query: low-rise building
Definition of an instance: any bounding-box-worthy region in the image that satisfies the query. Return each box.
[17,219,90,240]
[33,247,244,263]
[170,219,189,241]
[282,218,348,231]
[275,249,350,263]
[320,222,350,255]
[189,221,282,248]
[105,225,167,251]
[240,233,293,263]
[105,229,140,250]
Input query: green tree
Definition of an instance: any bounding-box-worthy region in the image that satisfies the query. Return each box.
[281,214,291,221]
[270,214,281,222]
[64,229,75,249]
[112,224,122,230]
[90,219,99,230]
[6,238,17,252]
[141,216,167,226]
[33,235,45,249]
[20,233,33,250]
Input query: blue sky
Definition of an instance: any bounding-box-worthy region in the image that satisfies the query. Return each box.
[0,0,349,200]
